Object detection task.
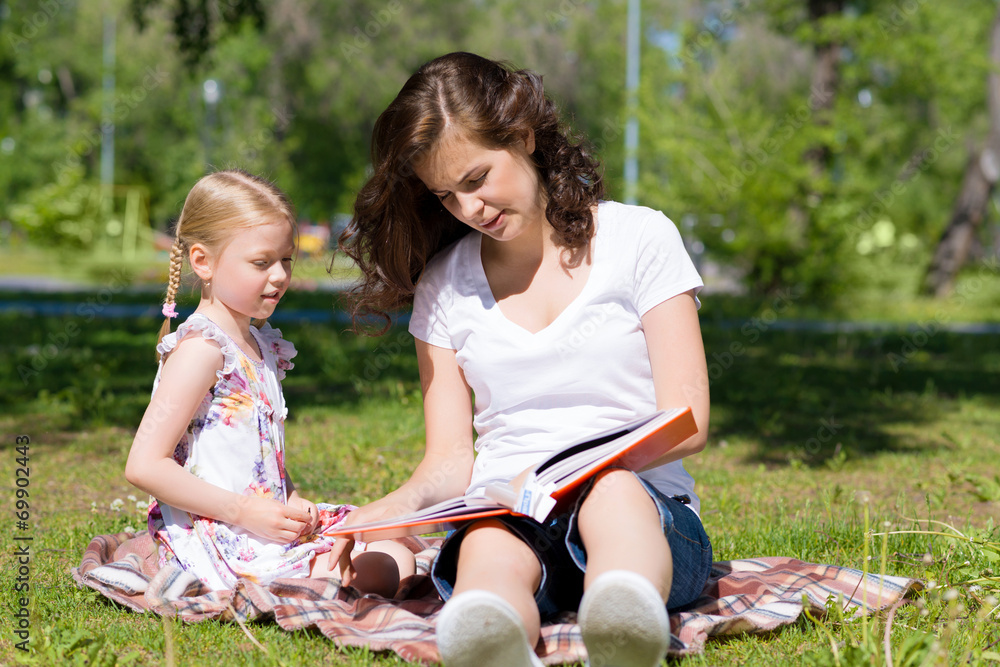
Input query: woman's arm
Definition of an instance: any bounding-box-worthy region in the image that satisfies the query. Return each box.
[326,339,476,583]
[125,335,310,543]
[348,339,476,522]
[640,289,710,468]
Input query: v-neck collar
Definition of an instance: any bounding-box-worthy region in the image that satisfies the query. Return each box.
[468,211,604,340]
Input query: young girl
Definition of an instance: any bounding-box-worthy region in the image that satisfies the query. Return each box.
[125,169,414,597]
[336,53,713,667]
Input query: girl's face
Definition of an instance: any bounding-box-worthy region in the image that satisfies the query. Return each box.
[200,218,295,322]
[415,129,546,243]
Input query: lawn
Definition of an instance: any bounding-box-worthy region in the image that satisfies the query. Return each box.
[1,286,998,665]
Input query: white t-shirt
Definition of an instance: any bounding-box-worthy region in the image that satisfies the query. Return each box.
[408,201,705,514]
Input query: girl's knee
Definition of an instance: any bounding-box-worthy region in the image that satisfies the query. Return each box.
[367,539,417,578]
[351,550,401,598]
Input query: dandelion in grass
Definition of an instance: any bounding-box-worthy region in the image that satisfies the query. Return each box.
[90,501,98,513]
[110,498,124,512]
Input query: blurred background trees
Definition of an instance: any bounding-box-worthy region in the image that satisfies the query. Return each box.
[2,0,997,302]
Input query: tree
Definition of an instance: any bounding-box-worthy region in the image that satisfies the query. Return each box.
[639,0,994,300]
[922,6,1000,297]
[128,0,265,68]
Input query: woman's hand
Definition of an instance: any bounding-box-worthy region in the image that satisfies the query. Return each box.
[323,495,418,587]
[227,495,311,544]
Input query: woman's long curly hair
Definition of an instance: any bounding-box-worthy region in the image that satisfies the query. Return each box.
[340,51,605,332]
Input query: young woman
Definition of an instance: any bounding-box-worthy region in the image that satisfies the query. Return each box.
[337,53,712,667]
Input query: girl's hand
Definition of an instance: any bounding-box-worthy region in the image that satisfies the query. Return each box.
[286,493,320,537]
[228,495,310,544]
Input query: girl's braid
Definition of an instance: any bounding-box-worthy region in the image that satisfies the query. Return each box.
[155,238,186,360]
[164,239,185,307]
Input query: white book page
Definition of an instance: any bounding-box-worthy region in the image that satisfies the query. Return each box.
[338,491,498,530]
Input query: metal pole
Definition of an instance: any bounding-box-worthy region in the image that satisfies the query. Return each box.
[100,15,115,192]
[624,0,640,205]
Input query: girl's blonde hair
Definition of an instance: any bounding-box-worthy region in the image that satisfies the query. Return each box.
[157,169,297,353]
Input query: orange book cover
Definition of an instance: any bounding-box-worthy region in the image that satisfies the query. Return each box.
[323,407,697,542]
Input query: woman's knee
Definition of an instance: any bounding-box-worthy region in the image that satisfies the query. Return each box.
[456,520,542,587]
[578,469,656,525]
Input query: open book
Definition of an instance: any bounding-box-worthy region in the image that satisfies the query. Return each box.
[324,407,697,541]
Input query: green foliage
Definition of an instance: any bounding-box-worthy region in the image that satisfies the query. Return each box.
[641,0,997,299]
[128,0,266,68]
[2,0,634,238]
[2,2,1000,295]
[8,165,101,248]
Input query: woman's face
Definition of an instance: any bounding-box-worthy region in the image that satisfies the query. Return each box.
[414,128,547,243]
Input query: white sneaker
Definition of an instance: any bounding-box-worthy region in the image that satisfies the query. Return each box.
[435,590,544,667]
[578,570,669,667]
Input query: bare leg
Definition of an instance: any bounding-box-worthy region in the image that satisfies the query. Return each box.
[309,544,410,598]
[451,519,543,645]
[576,469,672,667]
[436,519,546,666]
[366,539,417,579]
[576,468,672,598]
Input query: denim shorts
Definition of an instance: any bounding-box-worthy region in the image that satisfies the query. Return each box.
[430,471,713,619]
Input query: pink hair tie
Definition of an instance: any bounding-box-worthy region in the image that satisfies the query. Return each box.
[162,303,178,319]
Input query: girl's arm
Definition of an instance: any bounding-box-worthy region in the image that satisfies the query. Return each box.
[640,289,710,468]
[125,334,310,543]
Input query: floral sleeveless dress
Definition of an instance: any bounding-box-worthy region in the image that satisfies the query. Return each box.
[146,313,352,590]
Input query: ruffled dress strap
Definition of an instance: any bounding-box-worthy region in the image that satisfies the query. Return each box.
[155,312,241,380]
[254,322,297,380]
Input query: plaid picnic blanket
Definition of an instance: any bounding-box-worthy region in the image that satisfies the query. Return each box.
[73,531,922,665]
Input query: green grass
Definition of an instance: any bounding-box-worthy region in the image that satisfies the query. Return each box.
[1,298,999,665]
